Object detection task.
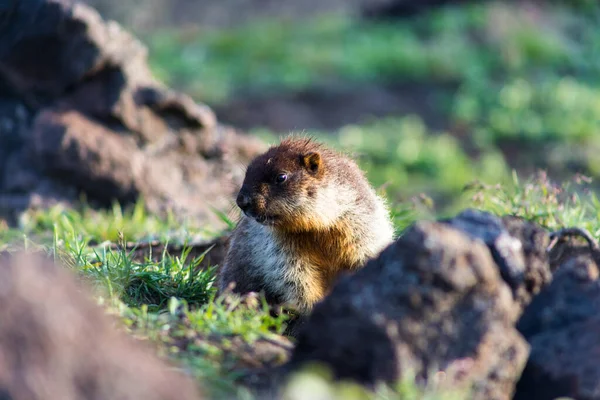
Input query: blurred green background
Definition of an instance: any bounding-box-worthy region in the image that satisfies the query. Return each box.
[83,0,600,214]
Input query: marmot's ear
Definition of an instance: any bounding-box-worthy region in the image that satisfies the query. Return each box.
[302,152,321,174]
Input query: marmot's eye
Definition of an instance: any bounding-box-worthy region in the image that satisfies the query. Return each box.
[275,173,288,184]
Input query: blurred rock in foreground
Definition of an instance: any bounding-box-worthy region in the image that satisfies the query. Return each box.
[0,0,264,227]
[286,216,533,400]
[282,209,600,400]
[0,252,202,400]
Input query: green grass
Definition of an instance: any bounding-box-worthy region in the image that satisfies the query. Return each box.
[145,6,489,103]
[145,3,599,105]
[467,172,600,235]
[114,296,289,399]
[7,199,215,246]
[454,77,600,144]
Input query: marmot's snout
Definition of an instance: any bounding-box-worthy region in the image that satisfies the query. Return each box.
[236,186,269,224]
[236,189,251,212]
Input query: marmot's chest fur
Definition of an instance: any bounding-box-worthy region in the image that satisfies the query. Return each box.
[218,136,395,313]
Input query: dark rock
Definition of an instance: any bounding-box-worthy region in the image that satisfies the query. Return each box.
[518,241,600,339]
[362,0,474,20]
[287,221,529,400]
[513,237,600,400]
[0,0,153,106]
[515,314,600,400]
[0,0,264,227]
[440,209,551,312]
[0,252,203,400]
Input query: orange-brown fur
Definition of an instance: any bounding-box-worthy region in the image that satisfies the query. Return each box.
[274,218,359,299]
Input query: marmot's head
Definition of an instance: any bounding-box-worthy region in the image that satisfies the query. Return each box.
[236,137,333,231]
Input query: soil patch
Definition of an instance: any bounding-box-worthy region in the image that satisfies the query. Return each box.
[212,81,455,134]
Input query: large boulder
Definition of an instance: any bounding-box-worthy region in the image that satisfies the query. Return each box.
[286,219,530,400]
[0,0,264,227]
[0,252,202,400]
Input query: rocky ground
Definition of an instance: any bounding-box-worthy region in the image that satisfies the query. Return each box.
[2,203,599,400]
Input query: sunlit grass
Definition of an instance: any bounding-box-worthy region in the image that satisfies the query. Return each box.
[1,170,597,398]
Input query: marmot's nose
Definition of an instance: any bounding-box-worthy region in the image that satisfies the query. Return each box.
[236,191,251,211]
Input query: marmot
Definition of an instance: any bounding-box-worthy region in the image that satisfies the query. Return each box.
[218,136,395,313]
